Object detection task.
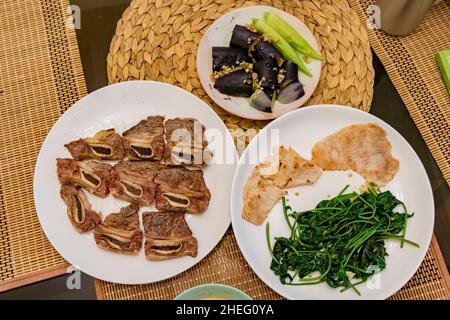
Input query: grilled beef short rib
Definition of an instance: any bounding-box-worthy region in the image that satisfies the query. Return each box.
[163,118,212,166]
[154,167,211,213]
[60,184,101,233]
[109,161,162,206]
[94,203,143,255]
[122,116,165,161]
[142,211,197,261]
[65,129,125,160]
[57,158,112,197]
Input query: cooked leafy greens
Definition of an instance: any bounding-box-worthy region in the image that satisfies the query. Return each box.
[266,185,418,295]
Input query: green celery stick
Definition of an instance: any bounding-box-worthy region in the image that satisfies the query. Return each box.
[263,12,322,60]
[253,18,313,77]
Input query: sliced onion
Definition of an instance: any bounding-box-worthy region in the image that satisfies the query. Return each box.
[277,81,305,104]
[249,90,273,113]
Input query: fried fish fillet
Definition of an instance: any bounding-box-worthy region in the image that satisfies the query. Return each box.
[242,146,322,225]
[65,129,125,160]
[242,173,284,226]
[142,211,197,261]
[60,184,101,233]
[94,204,143,255]
[263,146,323,188]
[311,124,399,186]
[122,116,165,160]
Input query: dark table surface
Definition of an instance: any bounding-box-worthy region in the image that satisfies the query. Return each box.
[1,0,448,300]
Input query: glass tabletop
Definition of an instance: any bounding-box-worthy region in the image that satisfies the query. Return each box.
[0,0,448,299]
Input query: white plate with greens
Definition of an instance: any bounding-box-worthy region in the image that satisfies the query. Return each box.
[231,105,434,299]
[197,6,322,120]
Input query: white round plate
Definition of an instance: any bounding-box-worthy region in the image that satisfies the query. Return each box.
[231,105,434,300]
[34,81,237,285]
[197,5,322,120]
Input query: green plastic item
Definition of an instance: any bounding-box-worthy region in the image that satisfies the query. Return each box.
[436,50,450,95]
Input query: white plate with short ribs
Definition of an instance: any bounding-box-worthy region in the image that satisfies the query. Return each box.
[34,81,237,284]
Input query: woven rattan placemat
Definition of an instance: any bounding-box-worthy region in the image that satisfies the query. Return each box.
[106,0,375,144]
[350,0,450,187]
[0,0,447,300]
[95,232,449,300]
[0,0,86,291]
[96,0,450,300]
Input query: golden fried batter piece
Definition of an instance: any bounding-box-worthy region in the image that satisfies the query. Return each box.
[242,146,322,225]
[312,123,399,186]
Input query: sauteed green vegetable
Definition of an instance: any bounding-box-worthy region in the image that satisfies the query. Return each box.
[266,185,418,295]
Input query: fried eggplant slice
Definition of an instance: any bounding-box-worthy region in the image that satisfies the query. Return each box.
[142,211,197,261]
[94,204,143,255]
[65,129,125,160]
[122,116,165,160]
[57,158,112,197]
[60,185,101,233]
[109,161,161,206]
[163,118,212,166]
[154,167,211,213]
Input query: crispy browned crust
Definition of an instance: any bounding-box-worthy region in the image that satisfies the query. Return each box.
[65,129,125,160]
[142,211,197,261]
[311,123,399,186]
[163,118,211,166]
[122,116,165,161]
[109,161,162,206]
[93,204,143,255]
[242,146,322,225]
[242,174,283,226]
[56,158,112,198]
[267,146,322,188]
[154,167,211,213]
[60,184,101,233]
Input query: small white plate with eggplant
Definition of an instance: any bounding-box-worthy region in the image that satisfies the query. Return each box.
[197,6,322,120]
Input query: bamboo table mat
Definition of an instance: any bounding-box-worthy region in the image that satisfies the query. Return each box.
[96,0,450,300]
[0,0,86,291]
[95,233,449,300]
[0,0,448,299]
[350,0,450,187]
